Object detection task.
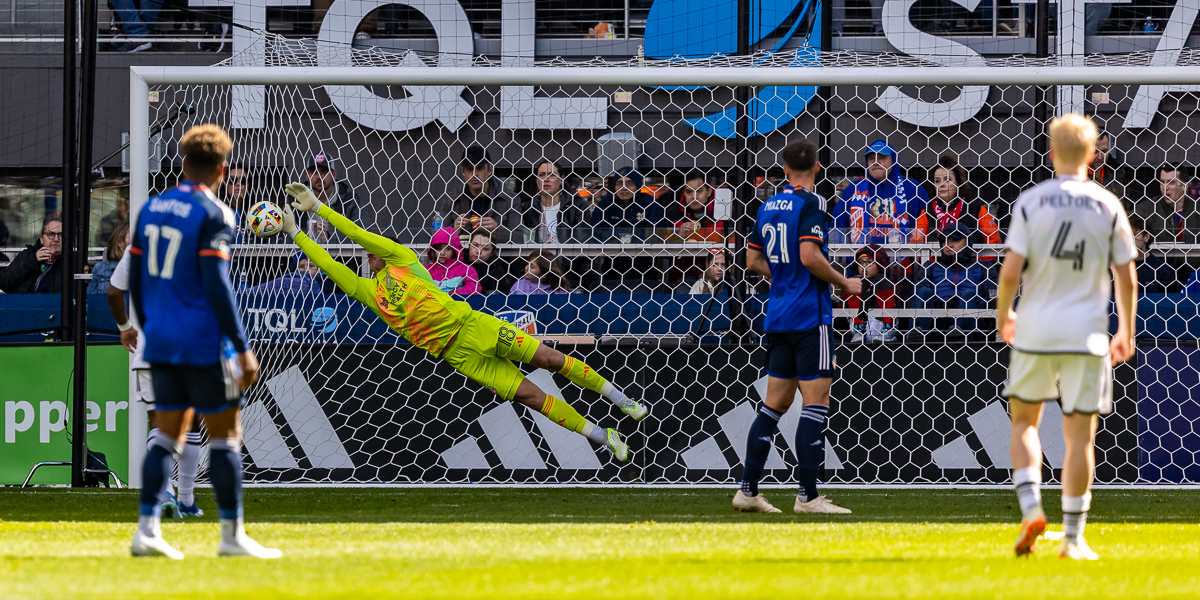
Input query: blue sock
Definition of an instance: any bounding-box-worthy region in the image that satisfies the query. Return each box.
[208,438,244,521]
[796,404,829,502]
[740,406,782,497]
[139,434,179,517]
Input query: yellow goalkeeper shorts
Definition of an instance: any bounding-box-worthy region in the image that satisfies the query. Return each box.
[442,311,541,401]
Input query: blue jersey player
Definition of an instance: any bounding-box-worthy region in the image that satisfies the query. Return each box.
[733,138,862,515]
[128,124,279,559]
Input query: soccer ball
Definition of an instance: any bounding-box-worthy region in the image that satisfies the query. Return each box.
[246,201,285,238]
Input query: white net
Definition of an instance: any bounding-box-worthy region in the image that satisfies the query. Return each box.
[136,33,1200,485]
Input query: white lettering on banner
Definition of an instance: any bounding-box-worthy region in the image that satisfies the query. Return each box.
[87,401,100,433]
[5,401,34,443]
[879,0,989,128]
[290,311,306,333]
[266,309,289,332]
[39,401,67,444]
[246,308,311,334]
[106,401,128,432]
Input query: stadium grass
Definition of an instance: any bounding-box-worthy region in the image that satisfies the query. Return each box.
[2,488,1198,599]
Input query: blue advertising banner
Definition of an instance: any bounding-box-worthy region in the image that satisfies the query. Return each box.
[1137,346,1200,483]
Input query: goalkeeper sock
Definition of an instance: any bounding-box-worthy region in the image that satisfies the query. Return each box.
[796,404,829,502]
[740,405,782,497]
[559,355,612,397]
[176,432,203,506]
[1012,466,1043,518]
[208,438,244,522]
[139,432,180,536]
[540,395,606,445]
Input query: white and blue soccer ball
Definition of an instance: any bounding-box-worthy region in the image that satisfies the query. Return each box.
[246,201,285,238]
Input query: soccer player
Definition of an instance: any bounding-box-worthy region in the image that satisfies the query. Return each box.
[107,245,206,518]
[733,138,862,514]
[278,183,646,461]
[997,113,1137,560]
[129,124,279,559]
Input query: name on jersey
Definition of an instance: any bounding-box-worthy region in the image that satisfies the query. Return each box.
[148,198,193,218]
[1039,195,1098,210]
[764,199,794,212]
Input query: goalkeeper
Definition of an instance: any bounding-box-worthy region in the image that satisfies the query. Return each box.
[280,183,647,461]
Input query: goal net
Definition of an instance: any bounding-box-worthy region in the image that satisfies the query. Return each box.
[128,34,1200,486]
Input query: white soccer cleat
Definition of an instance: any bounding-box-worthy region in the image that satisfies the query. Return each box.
[130,530,184,560]
[795,495,852,514]
[218,534,283,559]
[732,490,782,513]
[618,399,649,421]
[604,428,630,462]
[1059,538,1099,561]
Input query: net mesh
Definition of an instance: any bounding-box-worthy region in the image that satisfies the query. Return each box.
[138,33,1200,485]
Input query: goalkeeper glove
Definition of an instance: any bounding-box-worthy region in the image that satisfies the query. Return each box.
[285,182,324,213]
[280,203,299,237]
[436,276,465,293]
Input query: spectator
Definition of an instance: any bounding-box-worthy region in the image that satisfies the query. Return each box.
[0,216,64,294]
[846,245,899,343]
[913,222,992,334]
[426,227,480,295]
[110,0,160,52]
[510,251,570,295]
[435,145,521,244]
[247,252,331,295]
[299,153,373,244]
[590,166,665,242]
[689,249,728,295]
[914,154,999,245]
[1088,129,1126,206]
[466,231,513,295]
[667,170,723,241]
[1139,163,1200,244]
[833,139,929,245]
[88,222,129,295]
[519,159,585,243]
[1129,214,1173,294]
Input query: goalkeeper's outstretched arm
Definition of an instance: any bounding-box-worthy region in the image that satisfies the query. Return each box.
[284,183,415,266]
[280,204,375,305]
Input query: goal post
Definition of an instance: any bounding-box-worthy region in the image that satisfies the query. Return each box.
[127,56,1200,487]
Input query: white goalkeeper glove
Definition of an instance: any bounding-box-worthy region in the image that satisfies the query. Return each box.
[285,182,324,213]
[280,203,299,237]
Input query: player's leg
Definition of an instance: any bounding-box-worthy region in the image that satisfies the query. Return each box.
[175,419,205,517]
[511,377,628,462]
[1003,350,1058,556]
[792,327,849,514]
[1056,353,1109,560]
[135,369,181,518]
[131,365,188,559]
[733,373,792,513]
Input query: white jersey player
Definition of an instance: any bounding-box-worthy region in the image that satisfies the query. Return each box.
[106,246,207,518]
[996,113,1137,561]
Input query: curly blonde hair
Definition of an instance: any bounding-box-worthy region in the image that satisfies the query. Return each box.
[179,124,233,174]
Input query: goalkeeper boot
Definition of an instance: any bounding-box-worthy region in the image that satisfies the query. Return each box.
[604,428,630,462]
[795,495,852,514]
[131,530,184,560]
[617,398,649,422]
[1013,510,1047,557]
[160,492,181,519]
[1059,537,1099,561]
[732,490,782,513]
[219,534,283,559]
[177,502,204,518]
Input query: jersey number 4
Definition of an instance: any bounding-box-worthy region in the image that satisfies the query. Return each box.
[143,224,184,279]
[1051,221,1085,271]
[761,223,791,264]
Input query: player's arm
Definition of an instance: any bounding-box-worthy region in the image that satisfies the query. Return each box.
[797,201,861,295]
[105,249,137,352]
[1109,209,1139,363]
[745,223,771,278]
[284,182,417,266]
[995,250,1024,345]
[128,233,146,332]
[280,205,377,305]
[197,215,257,388]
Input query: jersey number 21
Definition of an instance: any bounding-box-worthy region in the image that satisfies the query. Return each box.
[762,223,791,264]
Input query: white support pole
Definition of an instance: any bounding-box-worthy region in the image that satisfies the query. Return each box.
[127,71,150,489]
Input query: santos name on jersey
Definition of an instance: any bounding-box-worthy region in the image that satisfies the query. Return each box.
[748,185,832,332]
[1006,175,1136,355]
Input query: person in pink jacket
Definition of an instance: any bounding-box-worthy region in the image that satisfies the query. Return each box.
[426,227,480,295]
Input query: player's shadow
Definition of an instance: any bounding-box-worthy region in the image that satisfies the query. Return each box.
[2,488,1199,524]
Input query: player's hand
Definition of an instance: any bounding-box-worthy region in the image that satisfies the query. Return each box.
[1110,330,1135,364]
[998,309,1017,345]
[36,247,53,264]
[120,328,138,353]
[284,182,323,213]
[840,277,863,296]
[280,203,299,236]
[237,350,260,389]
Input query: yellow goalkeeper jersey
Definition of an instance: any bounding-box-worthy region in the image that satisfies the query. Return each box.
[293,204,472,357]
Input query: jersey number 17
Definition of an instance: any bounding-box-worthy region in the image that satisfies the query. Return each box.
[143,224,184,279]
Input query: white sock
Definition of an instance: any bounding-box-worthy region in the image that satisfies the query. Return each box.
[138,515,160,538]
[221,517,245,545]
[177,433,203,506]
[1012,466,1042,518]
[581,422,608,445]
[1062,493,1091,544]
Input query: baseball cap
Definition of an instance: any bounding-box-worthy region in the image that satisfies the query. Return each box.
[854,244,890,268]
[461,145,492,167]
[940,221,971,241]
[307,153,337,172]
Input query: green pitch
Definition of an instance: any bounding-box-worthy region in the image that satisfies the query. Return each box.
[3,488,1198,599]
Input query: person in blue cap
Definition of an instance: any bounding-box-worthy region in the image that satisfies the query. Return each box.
[832,140,930,245]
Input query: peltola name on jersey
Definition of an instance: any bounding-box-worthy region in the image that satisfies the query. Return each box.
[1039,196,1099,210]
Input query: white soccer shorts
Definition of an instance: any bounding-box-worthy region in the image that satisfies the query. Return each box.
[1002,350,1113,415]
[133,369,156,410]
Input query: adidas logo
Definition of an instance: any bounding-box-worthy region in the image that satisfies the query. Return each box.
[931,400,1067,470]
[679,376,844,471]
[439,369,603,470]
[242,366,356,470]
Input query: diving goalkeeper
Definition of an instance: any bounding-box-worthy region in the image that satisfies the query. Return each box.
[280,183,646,461]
